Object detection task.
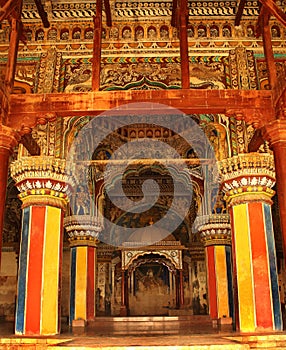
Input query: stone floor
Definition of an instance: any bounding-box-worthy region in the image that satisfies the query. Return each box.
[1,317,286,350]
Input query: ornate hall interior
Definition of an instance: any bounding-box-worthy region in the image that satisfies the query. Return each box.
[1,0,286,348]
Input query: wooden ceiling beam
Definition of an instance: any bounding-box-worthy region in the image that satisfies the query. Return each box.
[178,0,190,89]
[171,0,178,27]
[260,7,277,89]
[0,0,21,22]
[92,0,103,91]
[34,0,50,28]
[258,0,286,27]
[103,0,112,27]
[235,0,247,26]
[7,89,275,131]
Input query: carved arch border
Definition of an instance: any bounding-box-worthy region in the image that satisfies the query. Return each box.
[121,249,183,271]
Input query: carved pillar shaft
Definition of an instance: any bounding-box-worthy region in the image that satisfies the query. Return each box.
[198,214,233,322]
[220,153,282,332]
[120,270,128,316]
[11,156,73,335]
[179,269,184,308]
[64,215,101,325]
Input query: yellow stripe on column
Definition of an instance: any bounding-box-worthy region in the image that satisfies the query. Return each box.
[41,206,61,334]
[233,204,256,332]
[215,246,229,318]
[75,246,87,320]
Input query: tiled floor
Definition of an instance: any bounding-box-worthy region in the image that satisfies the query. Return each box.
[1,318,286,349]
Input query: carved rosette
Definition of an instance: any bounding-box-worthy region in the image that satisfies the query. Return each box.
[10,156,75,209]
[197,214,231,246]
[64,215,102,247]
[219,153,276,206]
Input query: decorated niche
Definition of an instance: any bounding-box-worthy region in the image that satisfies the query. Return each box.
[122,26,132,39]
[135,26,144,40]
[197,25,207,37]
[110,26,119,39]
[246,25,255,37]
[222,25,231,37]
[84,27,94,39]
[187,25,194,37]
[24,28,32,41]
[47,27,57,41]
[60,28,69,40]
[72,27,81,39]
[147,26,157,39]
[210,25,219,37]
[160,25,169,39]
[35,28,44,41]
[204,122,228,161]
[271,25,281,38]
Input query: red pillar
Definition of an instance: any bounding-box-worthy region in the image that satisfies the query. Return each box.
[263,120,286,262]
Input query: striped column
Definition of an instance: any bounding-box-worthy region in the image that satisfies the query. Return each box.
[11,156,73,336]
[220,153,282,332]
[199,214,234,322]
[64,215,102,326]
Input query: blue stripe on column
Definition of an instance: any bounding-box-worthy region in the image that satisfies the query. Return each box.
[225,245,234,319]
[263,203,282,330]
[69,247,76,326]
[15,207,30,334]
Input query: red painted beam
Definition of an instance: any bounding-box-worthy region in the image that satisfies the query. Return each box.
[7,89,275,130]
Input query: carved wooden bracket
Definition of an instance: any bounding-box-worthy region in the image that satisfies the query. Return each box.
[225,108,274,128]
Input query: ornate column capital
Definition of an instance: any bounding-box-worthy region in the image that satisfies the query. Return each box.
[219,153,276,206]
[64,215,102,247]
[197,214,231,246]
[10,156,75,209]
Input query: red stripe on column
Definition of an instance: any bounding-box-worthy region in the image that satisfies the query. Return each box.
[25,206,46,334]
[248,202,273,329]
[87,247,95,320]
[207,246,218,319]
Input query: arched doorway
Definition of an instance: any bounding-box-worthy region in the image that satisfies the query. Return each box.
[128,254,177,316]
